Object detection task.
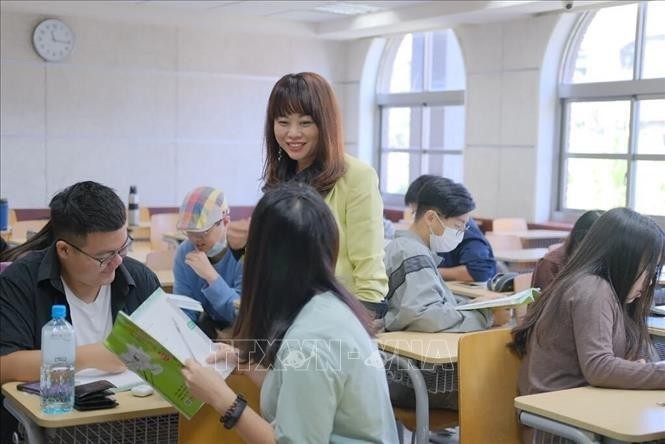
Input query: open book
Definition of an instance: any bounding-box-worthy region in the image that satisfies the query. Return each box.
[455,288,539,311]
[104,288,233,418]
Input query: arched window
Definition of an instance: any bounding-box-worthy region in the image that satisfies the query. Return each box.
[558,1,664,220]
[377,30,466,204]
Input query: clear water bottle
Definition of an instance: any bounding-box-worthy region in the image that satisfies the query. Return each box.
[128,185,140,227]
[40,305,76,414]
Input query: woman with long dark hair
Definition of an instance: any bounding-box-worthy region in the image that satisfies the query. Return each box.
[531,209,603,290]
[226,72,388,315]
[182,183,397,443]
[511,207,665,399]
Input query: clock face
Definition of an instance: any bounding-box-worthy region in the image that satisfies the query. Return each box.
[33,19,75,62]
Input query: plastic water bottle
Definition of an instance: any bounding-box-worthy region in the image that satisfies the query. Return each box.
[40,305,76,414]
[128,185,140,227]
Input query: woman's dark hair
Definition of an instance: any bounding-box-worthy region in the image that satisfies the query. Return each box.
[510,208,665,360]
[0,181,126,261]
[404,175,441,206]
[262,72,346,196]
[232,182,373,367]
[414,177,475,220]
[563,210,604,257]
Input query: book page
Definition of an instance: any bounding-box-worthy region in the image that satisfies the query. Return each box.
[455,288,538,310]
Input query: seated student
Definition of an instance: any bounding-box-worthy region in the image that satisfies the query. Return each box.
[404,174,496,282]
[181,183,398,443]
[0,181,160,443]
[173,187,242,335]
[385,177,508,333]
[511,207,664,394]
[531,209,603,291]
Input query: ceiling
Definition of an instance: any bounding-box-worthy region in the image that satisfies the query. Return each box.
[0,0,629,40]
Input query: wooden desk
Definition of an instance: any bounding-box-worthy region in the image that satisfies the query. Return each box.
[487,230,569,249]
[155,270,174,292]
[515,387,665,443]
[127,222,151,241]
[377,331,463,364]
[2,382,177,444]
[494,248,547,264]
[446,281,511,299]
[649,316,665,337]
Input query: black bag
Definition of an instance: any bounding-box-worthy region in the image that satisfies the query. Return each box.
[487,272,519,292]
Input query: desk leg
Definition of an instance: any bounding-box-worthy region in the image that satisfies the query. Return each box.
[389,354,430,444]
[519,411,601,444]
[3,398,46,444]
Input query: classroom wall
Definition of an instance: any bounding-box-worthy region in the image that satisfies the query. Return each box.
[0,11,346,208]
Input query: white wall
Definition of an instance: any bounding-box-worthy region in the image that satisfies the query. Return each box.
[0,11,345,208]
[456,14,563,222]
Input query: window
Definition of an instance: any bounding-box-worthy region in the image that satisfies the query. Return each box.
[377,30,466,204]
[558,2,665,220]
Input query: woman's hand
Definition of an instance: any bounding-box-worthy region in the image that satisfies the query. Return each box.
[182,360,237,414]
[227,219,250,250]
[207,342,240,370]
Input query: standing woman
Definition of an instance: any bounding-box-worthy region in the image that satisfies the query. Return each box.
[182,183,398,443]
[227,72,388,314]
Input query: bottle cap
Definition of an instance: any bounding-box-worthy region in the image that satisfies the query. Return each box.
[52,305,67,319]
[130,185,137,193]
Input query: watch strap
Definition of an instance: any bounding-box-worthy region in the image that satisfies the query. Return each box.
[220,393,247,430]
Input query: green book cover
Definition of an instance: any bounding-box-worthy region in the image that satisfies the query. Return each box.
[104,311,203,419]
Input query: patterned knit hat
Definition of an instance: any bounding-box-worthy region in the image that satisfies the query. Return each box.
[177,187,228,232]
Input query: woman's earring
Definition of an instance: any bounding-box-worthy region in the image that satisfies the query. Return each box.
[277,149,282,161]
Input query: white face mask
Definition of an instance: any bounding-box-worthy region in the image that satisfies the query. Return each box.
[206,239,227,258]
[428,214,465,254]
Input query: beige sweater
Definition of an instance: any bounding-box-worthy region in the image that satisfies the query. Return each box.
[519,274,665,395]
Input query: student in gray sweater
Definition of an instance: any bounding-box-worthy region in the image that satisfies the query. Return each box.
[510,208,665,441]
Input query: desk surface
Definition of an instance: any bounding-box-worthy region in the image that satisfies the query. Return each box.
[515,386,665,442]
[488,230,569,240]
[155,270,174,287]
[446,281,511,299]
[648,316,665,337]
[2,382,176,428]
[376,331,463,364]
[494,248,547,263]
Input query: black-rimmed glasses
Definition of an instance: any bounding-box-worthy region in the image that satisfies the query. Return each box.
[60,235,133,268]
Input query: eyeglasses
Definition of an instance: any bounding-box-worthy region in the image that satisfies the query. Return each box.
[434,213,470,236]
[60,235,133,269]
[183,220,222,240]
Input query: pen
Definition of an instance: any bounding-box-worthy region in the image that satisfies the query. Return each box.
[172,318,198,363]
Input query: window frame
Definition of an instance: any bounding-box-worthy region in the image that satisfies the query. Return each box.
[554,2,665,225]
[377,31,466,207]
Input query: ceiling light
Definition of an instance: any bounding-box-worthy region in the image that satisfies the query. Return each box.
[315,2,384,16]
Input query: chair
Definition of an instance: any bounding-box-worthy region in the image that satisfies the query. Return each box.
[492,218,528,233]
[178,374,260,444]
[9,209,17,228]
[145,250,175,272]
[512,272,533,325]
[485,233,523,251]
[149,213,179,251]
[457,328,522,444]
[140,207,150,223]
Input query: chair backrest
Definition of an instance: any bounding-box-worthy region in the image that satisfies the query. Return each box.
[139,207,151,223]
[485,233,523,251]
[493,218,528,233]
[149,213,179,251]
[178,374,260,444]
[11,219,48,241]
[458,328,522,444]
[9,209,17,227]
[145,249,176,272]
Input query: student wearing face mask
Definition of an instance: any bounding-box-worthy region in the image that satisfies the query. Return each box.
[383,177,508,334]
[173,187,243,337]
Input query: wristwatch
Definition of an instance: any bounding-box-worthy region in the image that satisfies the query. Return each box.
[220,393,247,430]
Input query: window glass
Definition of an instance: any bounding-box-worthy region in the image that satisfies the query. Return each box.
[564,158,627,210]
[637,99,665,155]
[568,4,638,83]
[566,101,630,154]
[642,1,665,79]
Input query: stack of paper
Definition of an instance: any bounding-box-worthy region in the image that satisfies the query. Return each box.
[455,288,539,311]
[168,294,203,312]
